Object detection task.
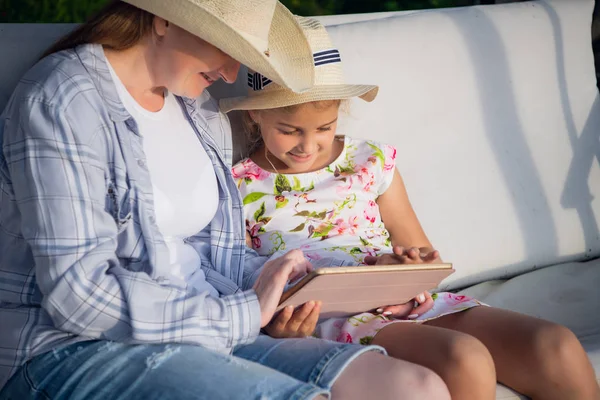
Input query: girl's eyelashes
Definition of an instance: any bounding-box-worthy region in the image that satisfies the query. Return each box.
[276,125,332,135]
[278,129,298,135]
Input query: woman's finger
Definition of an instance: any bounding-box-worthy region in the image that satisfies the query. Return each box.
[287,258,313,282]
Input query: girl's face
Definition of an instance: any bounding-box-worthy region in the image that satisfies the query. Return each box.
[152,18,241,98]
[251,102,341,174]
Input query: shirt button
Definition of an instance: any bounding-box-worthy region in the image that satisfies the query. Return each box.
[156,276,170,284]
[149,215,156,224]
[137,159,146,168]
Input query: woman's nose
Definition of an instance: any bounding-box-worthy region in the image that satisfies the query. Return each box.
[219,58,241,83]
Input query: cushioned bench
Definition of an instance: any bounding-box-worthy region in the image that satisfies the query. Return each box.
[1,0,598,397]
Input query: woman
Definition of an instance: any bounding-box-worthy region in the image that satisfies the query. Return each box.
[0,0,450,399]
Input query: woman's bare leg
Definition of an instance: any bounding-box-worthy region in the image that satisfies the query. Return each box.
[331,352,451,400]
[426,307,600,400]
[371,322,497,399]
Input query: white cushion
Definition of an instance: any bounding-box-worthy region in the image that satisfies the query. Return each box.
[217,0,600,289]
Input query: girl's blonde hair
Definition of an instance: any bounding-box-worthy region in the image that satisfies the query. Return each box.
[42,0,154,59]
[242,99,344,154]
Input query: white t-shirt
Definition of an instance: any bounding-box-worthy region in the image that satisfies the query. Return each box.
[106,55,219,297]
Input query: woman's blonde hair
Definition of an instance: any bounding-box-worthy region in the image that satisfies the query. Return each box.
[42,0,154,58]
[242,99,345,154]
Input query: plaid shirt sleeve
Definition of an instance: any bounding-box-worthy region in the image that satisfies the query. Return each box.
[2,94,261,350]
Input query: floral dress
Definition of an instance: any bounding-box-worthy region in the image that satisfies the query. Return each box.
[233,136,482,344]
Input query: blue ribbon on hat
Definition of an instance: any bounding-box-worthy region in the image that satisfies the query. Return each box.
[248,49,342,91]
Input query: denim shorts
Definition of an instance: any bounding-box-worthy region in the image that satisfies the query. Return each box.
[0,336,385,400]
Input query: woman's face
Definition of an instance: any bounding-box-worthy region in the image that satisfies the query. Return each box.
[152,18,241,97]
[252,102,341,174]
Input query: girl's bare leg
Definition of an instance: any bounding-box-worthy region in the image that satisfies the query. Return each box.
[426,307,600,400]
[372,322,497,399]
[331,351,451,400]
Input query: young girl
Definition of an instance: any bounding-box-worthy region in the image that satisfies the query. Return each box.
[222,17,600,400]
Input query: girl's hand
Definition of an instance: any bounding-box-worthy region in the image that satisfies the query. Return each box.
[253,250,313,327]
[264,301,321,338]
[376,291,434,319]
[364,245,440,265]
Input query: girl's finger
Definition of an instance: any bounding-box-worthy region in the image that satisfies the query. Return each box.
[287,301,315,332]
[299,301,321,336]
[414,292,427,304]
[363,255,378,265]
[378,303,413,318]
[423,250,440,263]
[267,306,294,336]
[407,247,421,260]
[411,297,434,317]
[392,246,405,256]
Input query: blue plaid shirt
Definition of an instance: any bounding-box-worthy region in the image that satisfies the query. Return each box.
[0,44,268,388]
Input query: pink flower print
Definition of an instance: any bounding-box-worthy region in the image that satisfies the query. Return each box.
[362,173,376,192]
[364,200,378,224]
[355,166,375,192]
[246,221,264,249]
[330,216,359,237]
[306,252,323,261]
[443,293,472,306]
[347,216,359,235]
[364,247,378,257]
[332,218,347,236]
[336,332,354,343]
[336,176,354,197]
[383,145,397,172]
[232,159,270,181]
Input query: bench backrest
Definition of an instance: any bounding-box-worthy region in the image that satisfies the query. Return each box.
[1,0,598,289]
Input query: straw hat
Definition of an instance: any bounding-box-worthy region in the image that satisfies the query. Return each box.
[122,0,314,92]
[219,16,378,113]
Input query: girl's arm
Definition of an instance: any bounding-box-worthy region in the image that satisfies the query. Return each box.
[377,169,434,252]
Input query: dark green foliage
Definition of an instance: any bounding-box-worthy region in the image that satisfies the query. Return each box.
[0,0,472,23]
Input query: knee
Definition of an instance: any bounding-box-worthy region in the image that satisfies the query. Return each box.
[443,333,496,383]
[530,323,582,371]
[388,362,451,400]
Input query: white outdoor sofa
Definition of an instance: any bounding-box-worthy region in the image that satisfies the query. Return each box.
[1,0,598,398]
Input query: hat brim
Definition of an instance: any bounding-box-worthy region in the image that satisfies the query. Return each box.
[219,84,379,113]
[123,0,314,93]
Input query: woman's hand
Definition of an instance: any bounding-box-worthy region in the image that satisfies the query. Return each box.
[263,301,321,338]
[252,249,313,328]
[364,245,440,266]
[376,291,434,320]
